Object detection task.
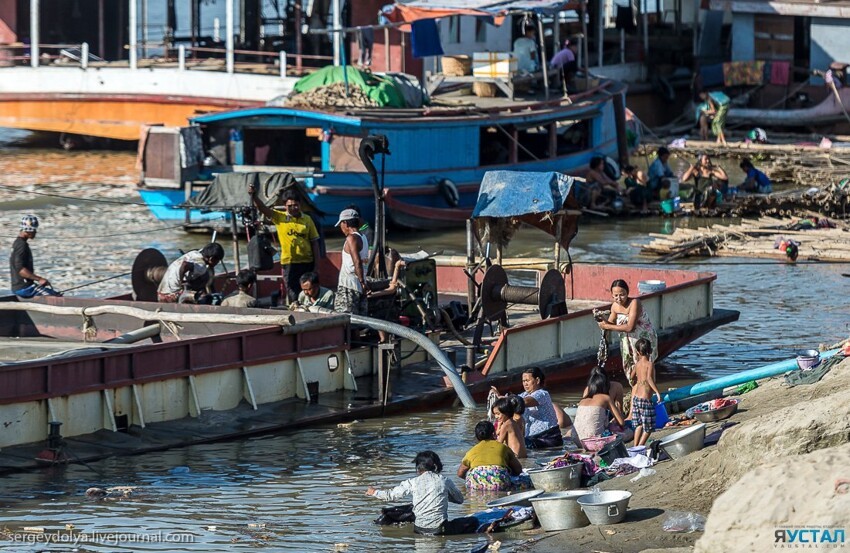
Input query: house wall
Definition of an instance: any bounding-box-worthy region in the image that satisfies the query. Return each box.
[731,13,755,62]
[437,16,512,56]
[810,18,850,74]
[349,0,422,77]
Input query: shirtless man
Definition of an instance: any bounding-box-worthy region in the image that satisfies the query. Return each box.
[630,337,663,446]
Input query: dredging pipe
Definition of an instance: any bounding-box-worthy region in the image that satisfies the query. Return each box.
[662,349,840,403]
[349,314,476,409]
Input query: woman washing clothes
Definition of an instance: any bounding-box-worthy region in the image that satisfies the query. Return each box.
[491,396,526,459]
[597,280,657,387]
[681,153,728,208]
[575,367,633,444]
[457,421,526,491]
[491,367,563,449]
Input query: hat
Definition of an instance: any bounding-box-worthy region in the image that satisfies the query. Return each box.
[20,214,39,233]
[335,208,359,227]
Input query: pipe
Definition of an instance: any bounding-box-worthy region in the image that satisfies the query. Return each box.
[226,0,234,73]
[358,135,390,279]
[105,324,162,344]
[350,314,476,409]
[332,0,341,66]
[129,0,137,70]
[30,0,39,68]
[662,349,840,403]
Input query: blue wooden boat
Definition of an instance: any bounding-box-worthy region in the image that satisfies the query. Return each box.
[137,79,630,230]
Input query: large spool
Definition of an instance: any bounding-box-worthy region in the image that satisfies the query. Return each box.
[480,265,567,321]
[131,248,168,301]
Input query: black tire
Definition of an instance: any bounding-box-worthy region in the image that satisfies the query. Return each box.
[438,178,460,208]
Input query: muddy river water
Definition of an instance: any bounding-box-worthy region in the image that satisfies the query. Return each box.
[0,130,847,552]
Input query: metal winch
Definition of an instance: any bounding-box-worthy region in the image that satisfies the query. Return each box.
[479,265,567,321]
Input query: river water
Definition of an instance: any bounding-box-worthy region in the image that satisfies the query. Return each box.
[0,130,847,552]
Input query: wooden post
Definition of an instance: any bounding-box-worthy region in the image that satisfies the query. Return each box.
[384,28,390,71]
[581,0,589,90]
[30,0,39,68]
[613,91,629,166]
[141,0,148,57]
[98,0,105,58]
[230,210,241,272]
[295,1,303,72]
[597,0,604,68]
[466,219,476,311]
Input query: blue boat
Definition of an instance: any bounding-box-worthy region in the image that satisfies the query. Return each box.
[137,79,630,230]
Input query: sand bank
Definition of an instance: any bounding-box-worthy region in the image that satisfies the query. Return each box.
[521,355,850,553]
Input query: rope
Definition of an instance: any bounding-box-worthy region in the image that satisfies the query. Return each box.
[0,183,176,207]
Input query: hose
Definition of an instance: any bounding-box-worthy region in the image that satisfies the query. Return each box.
[349,314,476,409]
[439,308,472,346]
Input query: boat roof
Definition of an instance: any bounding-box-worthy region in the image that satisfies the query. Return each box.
[473,171,575,218]
[191,80,625,128]
[710,0,850,17]
[388,0,579,24]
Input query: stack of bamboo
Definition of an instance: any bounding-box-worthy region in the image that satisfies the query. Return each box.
[730,182,850,218]
[638,216,850,262]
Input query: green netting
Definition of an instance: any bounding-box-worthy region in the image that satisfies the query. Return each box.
[292,66,407,108]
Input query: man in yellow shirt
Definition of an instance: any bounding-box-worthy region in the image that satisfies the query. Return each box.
[250,187,320,302]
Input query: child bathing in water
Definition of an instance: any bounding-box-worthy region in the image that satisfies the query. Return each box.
[630,338,663,446]
[492,396,527,459]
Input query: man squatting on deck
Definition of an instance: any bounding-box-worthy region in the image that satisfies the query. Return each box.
[249,184,320,303]
[9,214,61,298]
[157,243,224,303]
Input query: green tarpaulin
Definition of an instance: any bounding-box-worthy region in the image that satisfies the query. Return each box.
[292,66,408,108]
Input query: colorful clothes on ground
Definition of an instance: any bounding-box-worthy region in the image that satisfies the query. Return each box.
[632,396,656,432]
[616,310,658,385]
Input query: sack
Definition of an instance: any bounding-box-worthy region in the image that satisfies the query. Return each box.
[248,232,276,271]
[526,425,564,450]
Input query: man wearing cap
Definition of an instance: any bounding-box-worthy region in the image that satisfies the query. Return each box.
[334,207,368,315]
[249,186,320,303]
[9,214,61,298]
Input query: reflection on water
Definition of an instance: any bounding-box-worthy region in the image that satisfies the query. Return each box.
[1,131,847,551]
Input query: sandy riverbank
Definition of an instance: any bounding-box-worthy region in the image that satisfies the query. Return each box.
[516,354,850,553]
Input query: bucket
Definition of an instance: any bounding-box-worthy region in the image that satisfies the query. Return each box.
[529,490,593,531]
[660,199,676,214]
[577,490,632,525]
[796,349,821,371]
[638,280,666,294]
[655,401,669,429]
[627,445,646,457]
[597,438,629,466]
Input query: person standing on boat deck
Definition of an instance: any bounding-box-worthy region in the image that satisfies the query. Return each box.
[9,215,61,298]
[221,269,257,308]
[294,271,335,312]
[491,367,563,449]
[334,208,368,315]
[366,450,478,536]
[157,243,224,303]
[648,147,677,200]
[597,279,658,387]
[249,186,320,303]
[513,26,539,74]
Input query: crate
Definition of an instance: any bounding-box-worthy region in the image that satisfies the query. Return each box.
[472,52,516,78]
[473,81,498,97]
[441,55,471,76]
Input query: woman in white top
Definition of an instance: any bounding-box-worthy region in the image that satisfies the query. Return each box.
[334,208,369,315]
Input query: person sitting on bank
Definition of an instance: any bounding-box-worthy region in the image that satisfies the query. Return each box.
[294,271,335,312]
[249,186,320,303]
[157,243,224,303]
[575,367,632,444]
[738,158,773,194]
[622,165,651,212]
[457,421,525,491]
[681,153,729,208]
[586,157,622,206]
[334,208,368,315]
[221,269,257,308]
[366,450,479,536]
[648,147,677,199]
[9,214,61,298]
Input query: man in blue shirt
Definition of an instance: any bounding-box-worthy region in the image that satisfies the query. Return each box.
[648,147,676,199]
[739,158,772,194]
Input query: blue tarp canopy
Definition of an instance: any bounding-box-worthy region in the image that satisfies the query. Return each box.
[473,171,575,219]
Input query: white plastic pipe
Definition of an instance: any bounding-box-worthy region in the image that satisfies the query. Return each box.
[178,44,185,71]
[30,0,39,68]
[280,50,287,78]
[226,0,234,73]
[332,0,341,66]
[129,0,138,70]
[81,42,89,69]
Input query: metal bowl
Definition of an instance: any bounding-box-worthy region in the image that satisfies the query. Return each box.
[693,400,739,423]
[796,349,821,371]
[485,489,545,509]
[659,423,706,460]
[527,462,582,492]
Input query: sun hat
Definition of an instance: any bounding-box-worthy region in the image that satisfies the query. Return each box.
[20,214,39,233]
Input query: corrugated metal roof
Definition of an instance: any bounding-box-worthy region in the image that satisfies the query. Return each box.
[710,0,850,17]
[398,0,571,10]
